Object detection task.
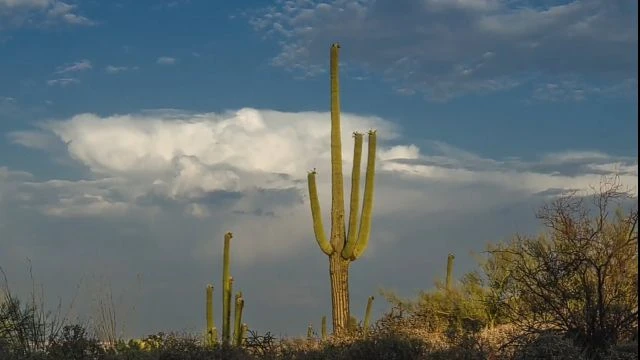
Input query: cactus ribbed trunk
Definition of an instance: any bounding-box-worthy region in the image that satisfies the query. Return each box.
[329,254,350,334]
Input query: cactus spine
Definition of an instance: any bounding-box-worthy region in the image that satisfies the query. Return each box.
[446,253,455,291]
[363,296,374,336]
[222,232,233,345]
[307,42,378,335]
[205,285,218,345]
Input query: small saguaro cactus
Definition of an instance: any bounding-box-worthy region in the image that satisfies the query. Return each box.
[222,232,233,345]
[363,296,374,336]
[307,324,314,340]
[233,292,244,346]
[321,316,327,340]
[307,42,378,335]
[446,253,455,291]
[205,285,218,345]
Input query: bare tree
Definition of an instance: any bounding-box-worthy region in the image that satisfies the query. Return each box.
[488,176,638,357]
[0,261,79,356]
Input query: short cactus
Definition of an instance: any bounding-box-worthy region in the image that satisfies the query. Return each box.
[205,285,218,345]
[363,296,374,336]
[205,232,245,347]
[321,316,327,340]
[233,292,244,346]
[446,253,455,291]
[222,232,233,345]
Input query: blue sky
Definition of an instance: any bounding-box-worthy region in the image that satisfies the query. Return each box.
[0,0,637,339]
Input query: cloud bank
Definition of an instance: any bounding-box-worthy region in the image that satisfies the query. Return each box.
[1,107,637,338]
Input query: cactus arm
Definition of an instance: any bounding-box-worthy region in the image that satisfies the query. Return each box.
[352,130,377,260]
[329,42,347,252]
[341,132,364,259]
[223,277,234,345]
[308,170,334,255]
[233,292,244,346]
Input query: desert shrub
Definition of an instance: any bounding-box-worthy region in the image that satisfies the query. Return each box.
[46,324,105,360]
[274,333,429,360]
[512,332,585,360]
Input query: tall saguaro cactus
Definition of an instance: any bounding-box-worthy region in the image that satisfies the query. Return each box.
[307,42,378,335]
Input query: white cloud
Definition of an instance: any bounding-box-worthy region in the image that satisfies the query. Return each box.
[105,65,138,74]
[7,130,57,150]
[55,59,92,74]
[0,0,94,28]
[156,56,177,65]
[246,0,638,101]
[46,78,79,87]
[0,0,50,8]
[10,107,637,214]
[151,0,191,10]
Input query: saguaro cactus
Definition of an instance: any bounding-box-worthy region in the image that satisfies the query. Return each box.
[307,324,314,340]
[446,253,455,291]
[233,292,244,346]
[307,42,378,335]
[205,285,218,345]
[321,316,327,340]
[222,232,233,345]
[363,296,374,336]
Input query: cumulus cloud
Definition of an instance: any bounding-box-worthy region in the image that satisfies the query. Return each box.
[2,107,637,338]
[156,56,177,65]
[8,107,637,221]
[245,0,638,101]
[0,0,94,28]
